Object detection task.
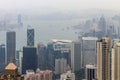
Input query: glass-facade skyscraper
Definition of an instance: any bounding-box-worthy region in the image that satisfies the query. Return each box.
[27,27,34,46]
[6,31,16,64]
[22,47,37,74]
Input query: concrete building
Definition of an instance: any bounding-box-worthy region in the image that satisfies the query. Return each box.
[111,42,120,80]
[71,41,81,72]
[60,70,75,80]
[55,58,67,74]
[96,37,111,80]
[85,64,96,80]
[27,26,34,46]
[81,37,98,67]
[6,31,16,64]
[22,47,37,74]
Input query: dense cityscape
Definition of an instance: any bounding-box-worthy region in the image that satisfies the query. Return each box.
[0,12,120,80]
[1,0,120,80]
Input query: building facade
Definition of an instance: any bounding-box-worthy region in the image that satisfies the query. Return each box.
[6,31,16,64]
[27,27,34,46]
[81,37,98,67]
[96,37,111,80]
[85,64,96,80]
[111,42,120,80]
[71,41,81,72]
[22,47,37,74]
[55,58,67,74]
[0,44,5,72]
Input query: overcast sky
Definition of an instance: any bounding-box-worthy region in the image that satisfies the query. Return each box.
[0,0,120,11]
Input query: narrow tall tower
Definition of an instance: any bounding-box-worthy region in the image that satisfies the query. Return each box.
[27,26,34,46]
[111,42,120,80]
[6,31,16,64]
[96,37,111,80]
[71,41,81,72]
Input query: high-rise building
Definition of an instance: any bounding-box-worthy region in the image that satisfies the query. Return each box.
[71,41,81,72]
[18,14,23,26]
[96,37,111,80]
[85,64,96,80]
[46,40,71,71]
[81,37,98,67]
[27,26,34,46]
[6,31,16,64]
[0,44,5,72]
[16,50,23,74]
[22,47,37,74]
[111,42,120,80]
[37,43,47,70]
[52,39,71,65]
[55,58,67,74]
[98,16,106,37]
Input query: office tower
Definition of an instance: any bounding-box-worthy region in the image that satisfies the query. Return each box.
[6,31,16,64]
[0,62,24,80]
[96,37,111,80]
[18,14,23,26]
[37,43,47,70]
[22,47,37,74]
[60,70,75,80]
[71,41,81,72]
[0,44,5,72]
[85,64,96,80]
[27,26,34,46]
[111,42,120,80]
[98,16,106,36]
[81,37,98,67]
[46,43,55,70]
[55,58,67,74]
[52,39,71,65]
[46,40,71,71]
[16,50,23,74]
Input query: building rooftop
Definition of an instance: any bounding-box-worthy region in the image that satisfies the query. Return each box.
[86,64,96,69]
[116,42,120,46]
[5,63,17,70]
[52,39,72,43]
[82,37,98,40]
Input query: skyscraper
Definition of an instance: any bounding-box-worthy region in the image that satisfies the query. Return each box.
[81,37,98,67]
[98,16,106,37]
[96,37,111,80]
[111,42,120,80]
[6,31,16,64]
[18,14,23,26]
[27,26,34,46]
[22,47,37,74]
[0,44,5,72]
[71,41,81,72]
[37,43,47,70]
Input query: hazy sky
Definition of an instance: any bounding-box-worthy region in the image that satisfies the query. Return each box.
[0,0,120,11]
